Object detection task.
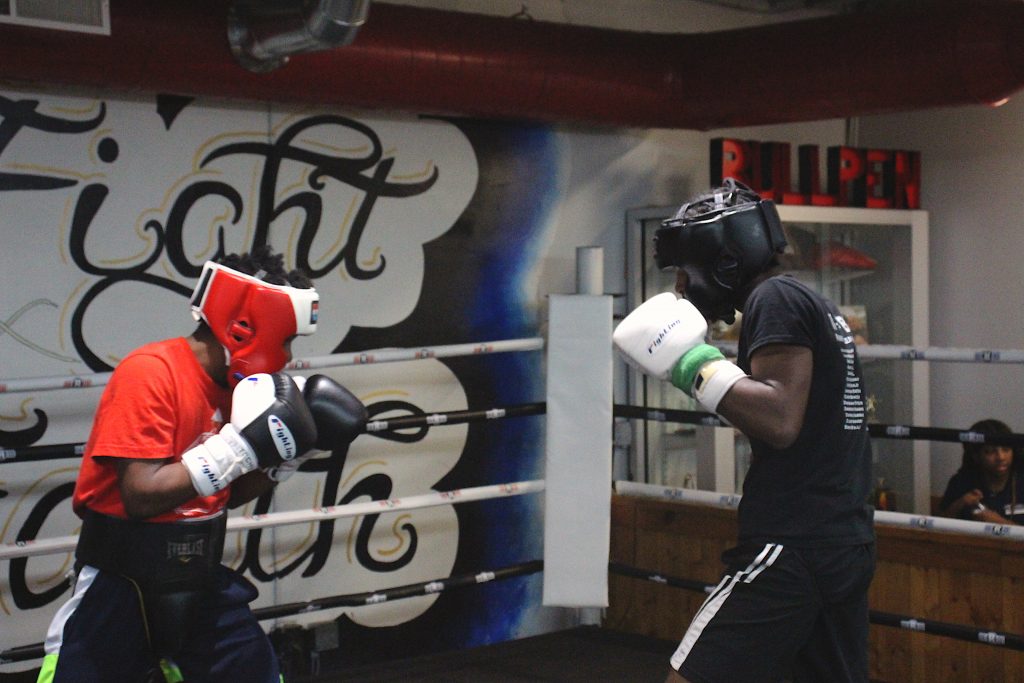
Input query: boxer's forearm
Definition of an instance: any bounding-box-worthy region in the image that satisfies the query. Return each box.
[112,457,202,519]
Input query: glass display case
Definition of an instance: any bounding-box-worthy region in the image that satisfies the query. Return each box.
[624,204,931,513]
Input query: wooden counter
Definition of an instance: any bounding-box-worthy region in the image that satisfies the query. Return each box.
[607,494,1024,683]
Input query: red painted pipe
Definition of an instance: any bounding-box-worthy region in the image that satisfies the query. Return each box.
[0,0,1022,130]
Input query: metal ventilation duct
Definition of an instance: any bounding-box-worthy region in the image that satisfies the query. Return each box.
[228,0,370,72]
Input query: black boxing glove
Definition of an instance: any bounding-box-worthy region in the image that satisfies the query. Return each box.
[301,374,368,451]
[183,373,318,495]
[264,374,368,483]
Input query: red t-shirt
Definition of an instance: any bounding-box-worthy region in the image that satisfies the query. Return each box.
[72,337,232,521]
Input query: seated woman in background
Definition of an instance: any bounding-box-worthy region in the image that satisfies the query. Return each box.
[939,418,1024,525]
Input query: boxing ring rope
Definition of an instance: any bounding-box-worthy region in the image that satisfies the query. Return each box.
[6,397,1024,560]
[9,337,1024,397]
[613,404,1024,448]
[6,337,1024,396]
[714,341,1024,364]
[0,560,546,665]
[607,562,1024,651]
[0,479,545,561]
[0,337,545,394]
[11,400,1024,467]
[0,402,549,465]
[253,560,544,619]
[615,480,1024,541]
[364,402,546,432]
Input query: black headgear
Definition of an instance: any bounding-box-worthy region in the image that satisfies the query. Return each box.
[654,178,787,322]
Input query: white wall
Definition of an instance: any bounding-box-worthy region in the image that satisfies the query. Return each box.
[858,97,1024,494]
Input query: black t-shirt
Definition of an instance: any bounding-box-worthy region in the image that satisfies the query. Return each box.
[940,470,1024,523]
[735,274,875,547]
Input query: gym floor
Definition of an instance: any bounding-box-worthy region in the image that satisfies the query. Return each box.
[0,628,896,682]
[298,626,675,682]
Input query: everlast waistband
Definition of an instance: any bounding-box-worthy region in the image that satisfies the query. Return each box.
[75,510,227,587]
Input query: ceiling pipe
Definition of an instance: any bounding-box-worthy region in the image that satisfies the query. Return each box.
[227,0,370,73]
[0,0,1022,130]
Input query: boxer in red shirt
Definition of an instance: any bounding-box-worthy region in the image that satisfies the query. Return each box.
[39,246,366,683]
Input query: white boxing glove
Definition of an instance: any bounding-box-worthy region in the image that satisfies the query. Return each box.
[614,292,747,413]
[613,293,709,380]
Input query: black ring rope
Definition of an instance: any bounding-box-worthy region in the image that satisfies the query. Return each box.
[8,402,1024,465]
[365,402,546,432]
[0,442,87,465]
[254,559,543,620]
[614,404,725,428]
[0,560,544,665]
[612,405,1024,449]
[608,562,1024,651]
[0,403,548,465]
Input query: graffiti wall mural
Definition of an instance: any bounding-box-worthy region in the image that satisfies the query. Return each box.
[0,88,566,668]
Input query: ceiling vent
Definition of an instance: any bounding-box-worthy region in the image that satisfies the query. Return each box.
[228,0,370,73]
[0,0,109,34]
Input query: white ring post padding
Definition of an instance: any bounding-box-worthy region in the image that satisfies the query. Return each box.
[615,480,1024,542]
[714,341,1024,364]
[0,337,544,394]
[0,480,545,561]
[543,294,612,608]
[575,245,604,295]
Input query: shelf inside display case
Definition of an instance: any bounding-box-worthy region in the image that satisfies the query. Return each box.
[624,204,931,513]
[787,268,875,285]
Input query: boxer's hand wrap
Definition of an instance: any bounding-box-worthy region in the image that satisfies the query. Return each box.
[613,293,709,380]
[183,373,317,496]
[673,351,747,413]
[264,374,368,483]
[672,344,726,395]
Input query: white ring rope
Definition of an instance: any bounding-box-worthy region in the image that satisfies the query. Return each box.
[0,337,545,394]
[8,336,1023,395]
[0,479,545,561]
[715,341,1024,364]
[615,480,1024,542]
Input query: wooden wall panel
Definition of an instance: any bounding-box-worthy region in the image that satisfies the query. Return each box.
[608,494,1024,683]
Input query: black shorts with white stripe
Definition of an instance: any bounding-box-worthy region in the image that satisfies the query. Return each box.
[671,541,875,683]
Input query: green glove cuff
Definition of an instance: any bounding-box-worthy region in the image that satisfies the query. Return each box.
[671,343,726,395]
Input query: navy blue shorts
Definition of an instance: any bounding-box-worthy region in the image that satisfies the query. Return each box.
[40,564,280,683]
[671,541,875,683]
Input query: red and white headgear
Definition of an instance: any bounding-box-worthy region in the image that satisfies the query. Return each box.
[189,261,319,385]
